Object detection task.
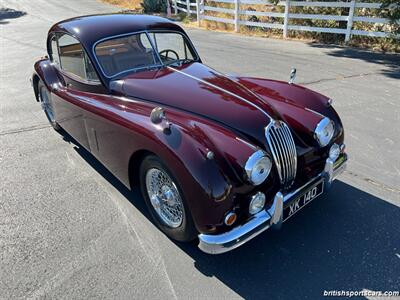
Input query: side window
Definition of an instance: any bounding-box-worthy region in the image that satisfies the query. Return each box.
[84,53,99,81]
[58,34,99,82]
[50,36,60,66]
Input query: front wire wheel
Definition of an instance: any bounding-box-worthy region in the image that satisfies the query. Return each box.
[145,168,184,228]
[139,155,197,242]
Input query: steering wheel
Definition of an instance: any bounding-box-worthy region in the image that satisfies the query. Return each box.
[159,49,179,61]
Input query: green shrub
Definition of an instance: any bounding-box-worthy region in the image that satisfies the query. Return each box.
[141,0,167,13]
[380,0,400,35]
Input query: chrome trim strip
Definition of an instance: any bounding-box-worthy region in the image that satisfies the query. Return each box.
[304,107,325,118]
[209,67,277,108]
[167,66,272,119]
[198,210,272,254]
[198,153,347,254]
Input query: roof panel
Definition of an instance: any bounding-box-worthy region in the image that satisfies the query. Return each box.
[50,14,185,50]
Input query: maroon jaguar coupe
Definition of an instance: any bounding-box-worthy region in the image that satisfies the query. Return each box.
[32,14,347,254]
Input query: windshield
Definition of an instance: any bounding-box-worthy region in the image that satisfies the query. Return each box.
[94,31,197,78]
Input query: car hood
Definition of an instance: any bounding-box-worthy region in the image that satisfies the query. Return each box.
[112,62,324,146]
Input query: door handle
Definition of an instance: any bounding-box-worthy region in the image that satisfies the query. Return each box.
[52,83,60,92]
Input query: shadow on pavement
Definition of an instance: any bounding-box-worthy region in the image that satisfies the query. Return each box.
[61,129,400,299]
[180,181,400,298]
[0,8,27,25]
[308,43,400,79]
[59,129,149,214]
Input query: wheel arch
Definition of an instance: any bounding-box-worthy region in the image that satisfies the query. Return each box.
[32,73,41,102]
[128,149,155,190]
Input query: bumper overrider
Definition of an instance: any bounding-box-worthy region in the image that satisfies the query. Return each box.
[198,153,347,254]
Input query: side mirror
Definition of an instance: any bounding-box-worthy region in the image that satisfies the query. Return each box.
[289,67,296,84]
[150,107,172,134]
[150,107,166,124]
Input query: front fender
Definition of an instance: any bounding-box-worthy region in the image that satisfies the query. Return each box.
[136,108,259,233]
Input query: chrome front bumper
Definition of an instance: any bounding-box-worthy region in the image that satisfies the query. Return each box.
[198,154,347,254]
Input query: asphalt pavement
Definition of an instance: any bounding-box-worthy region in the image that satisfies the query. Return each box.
[1,0,399,299]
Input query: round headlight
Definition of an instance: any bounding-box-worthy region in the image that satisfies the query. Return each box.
[314,117,335,147]
[249,192,266,215]
[245,150,272,185]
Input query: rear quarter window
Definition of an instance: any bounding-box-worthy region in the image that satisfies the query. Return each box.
[57,34,99,82]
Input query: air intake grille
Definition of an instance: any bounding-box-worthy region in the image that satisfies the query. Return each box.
[265,120,297,189]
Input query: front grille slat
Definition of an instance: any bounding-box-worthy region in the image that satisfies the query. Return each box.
[281,125,294,179]
[273,129,287,182]
[268,131,283,180]
[271,129,287,181]
[283,124,297,180]
[265,120,297,189]
[276,128,291,181]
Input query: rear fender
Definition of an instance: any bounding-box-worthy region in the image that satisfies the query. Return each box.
[33,59,63,96]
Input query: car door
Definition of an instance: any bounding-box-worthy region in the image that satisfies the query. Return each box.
[50,33,106,151]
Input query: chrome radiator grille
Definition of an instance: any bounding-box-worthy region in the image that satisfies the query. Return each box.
[265,120,297,189]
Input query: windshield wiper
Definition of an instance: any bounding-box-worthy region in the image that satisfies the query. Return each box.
[132,65,162,73]
[166,59,194,67]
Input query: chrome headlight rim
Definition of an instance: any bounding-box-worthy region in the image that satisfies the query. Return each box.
[245,150,272,186]
[314,117,335,147]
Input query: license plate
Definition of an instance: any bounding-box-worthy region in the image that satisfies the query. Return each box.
[283,181,324,221]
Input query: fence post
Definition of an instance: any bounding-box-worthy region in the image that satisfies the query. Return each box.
[186,0,190,17]
[196,0,201,26]
[174,0,178,14]
[283,0,290,38]
[345,0,356,43]
[234,0,240,32]
[167,0,172,17]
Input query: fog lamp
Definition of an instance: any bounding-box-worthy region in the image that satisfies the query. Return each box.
[249,192,266,215]
[329,143,340,162]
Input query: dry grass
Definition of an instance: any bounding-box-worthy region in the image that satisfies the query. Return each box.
[101,0,143,11]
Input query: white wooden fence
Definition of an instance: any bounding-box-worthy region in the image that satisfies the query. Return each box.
[172,0,399,42]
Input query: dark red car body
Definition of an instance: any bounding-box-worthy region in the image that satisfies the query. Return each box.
[32,14,346,254]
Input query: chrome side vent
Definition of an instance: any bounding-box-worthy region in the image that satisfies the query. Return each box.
[265,120,297,189]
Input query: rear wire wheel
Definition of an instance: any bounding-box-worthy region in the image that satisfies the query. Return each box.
[38,81,60,130]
